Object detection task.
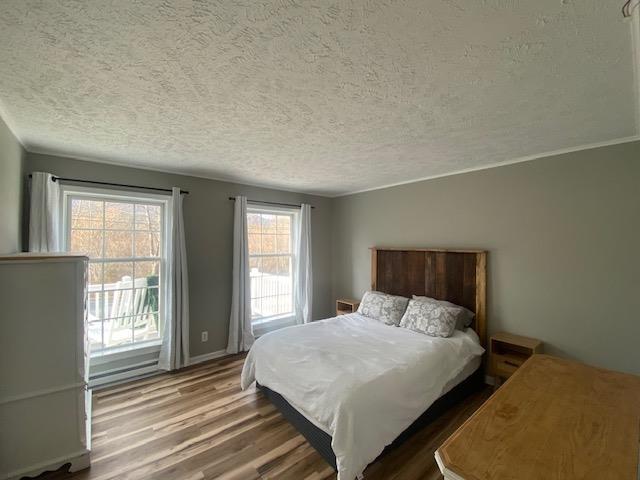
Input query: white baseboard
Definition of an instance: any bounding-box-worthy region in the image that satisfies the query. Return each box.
[3,448,90,480]
[188,349,227,366]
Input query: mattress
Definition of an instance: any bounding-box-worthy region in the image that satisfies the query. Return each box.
[241,313,485,480]
[441,352,482,397]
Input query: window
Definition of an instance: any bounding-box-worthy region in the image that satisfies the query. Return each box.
[247,207,296,323]
[62,187,170,356]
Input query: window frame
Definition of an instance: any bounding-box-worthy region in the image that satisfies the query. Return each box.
[59,184,172,359]
[246,204,298,330]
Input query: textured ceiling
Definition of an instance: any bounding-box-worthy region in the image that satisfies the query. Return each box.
[0,1,636,196]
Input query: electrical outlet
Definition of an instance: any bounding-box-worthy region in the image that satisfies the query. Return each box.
[201,331,208,342]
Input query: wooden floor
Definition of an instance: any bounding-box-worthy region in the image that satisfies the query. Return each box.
[35,354,491,480]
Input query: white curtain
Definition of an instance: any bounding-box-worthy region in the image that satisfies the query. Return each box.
[295,203,313,324]
[159,187,190,370]
[29,172,60,252]
[226,196,254,353]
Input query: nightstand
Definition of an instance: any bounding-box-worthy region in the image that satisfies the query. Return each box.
[336,298,360,316]
[490,332,543,387]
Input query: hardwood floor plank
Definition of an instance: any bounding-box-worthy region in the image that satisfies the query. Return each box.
[257,441,315,478]
[94,413,285,480]
[32,354,490,480]
[93,385,253,434]
[146,421,297,480]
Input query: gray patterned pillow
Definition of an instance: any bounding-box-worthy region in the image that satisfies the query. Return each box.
[412,295,475,330]
[399,298,458,337]
[357,291,409,326]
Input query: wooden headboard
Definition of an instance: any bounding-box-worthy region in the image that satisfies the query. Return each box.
[370,247,487,348]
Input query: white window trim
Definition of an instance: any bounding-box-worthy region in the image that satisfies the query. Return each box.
[247,204,299,327]
[89,340,162,366]
[252,315,297,337]
[59,184,173,360]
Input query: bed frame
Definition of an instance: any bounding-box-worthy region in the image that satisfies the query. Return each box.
[258,247,488,471]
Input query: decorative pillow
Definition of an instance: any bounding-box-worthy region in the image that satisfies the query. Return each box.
[412,295,475,330]
[357,291,409,326]
[399,298,458,337]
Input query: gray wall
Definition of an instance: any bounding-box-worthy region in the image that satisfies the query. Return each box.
[21,140,640,375]
[26,152,334,358]
[332,141,640,375]
[0,116,25,254]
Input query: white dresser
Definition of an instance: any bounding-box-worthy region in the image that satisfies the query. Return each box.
[0,254,91,480]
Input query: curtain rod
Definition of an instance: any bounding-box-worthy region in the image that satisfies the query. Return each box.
[28,174,189,195]
[228,197,315,209]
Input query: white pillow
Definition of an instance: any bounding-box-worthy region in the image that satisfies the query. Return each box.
[399,298,458,337]
[412,295,474,330]
[357,291,409,326]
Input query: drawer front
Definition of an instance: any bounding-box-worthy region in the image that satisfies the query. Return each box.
[492,354,525,377]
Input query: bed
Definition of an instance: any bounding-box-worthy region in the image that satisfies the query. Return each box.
[241,247,488,480]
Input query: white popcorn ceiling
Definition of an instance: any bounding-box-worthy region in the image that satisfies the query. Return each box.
[0,0,636,196]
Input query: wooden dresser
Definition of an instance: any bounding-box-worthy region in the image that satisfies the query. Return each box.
[436,355,640,480]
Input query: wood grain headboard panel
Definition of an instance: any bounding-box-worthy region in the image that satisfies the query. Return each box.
[370,247,487,348]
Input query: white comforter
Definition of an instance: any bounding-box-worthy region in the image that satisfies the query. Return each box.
[240,313,484,480]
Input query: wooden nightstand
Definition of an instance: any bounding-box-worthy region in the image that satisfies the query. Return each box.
[490,332,542,387]
[336,298,360,316]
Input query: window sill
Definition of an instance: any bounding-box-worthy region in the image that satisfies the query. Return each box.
[252,312,296,325]
[252,315,297,337]
[90,340,162,365]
